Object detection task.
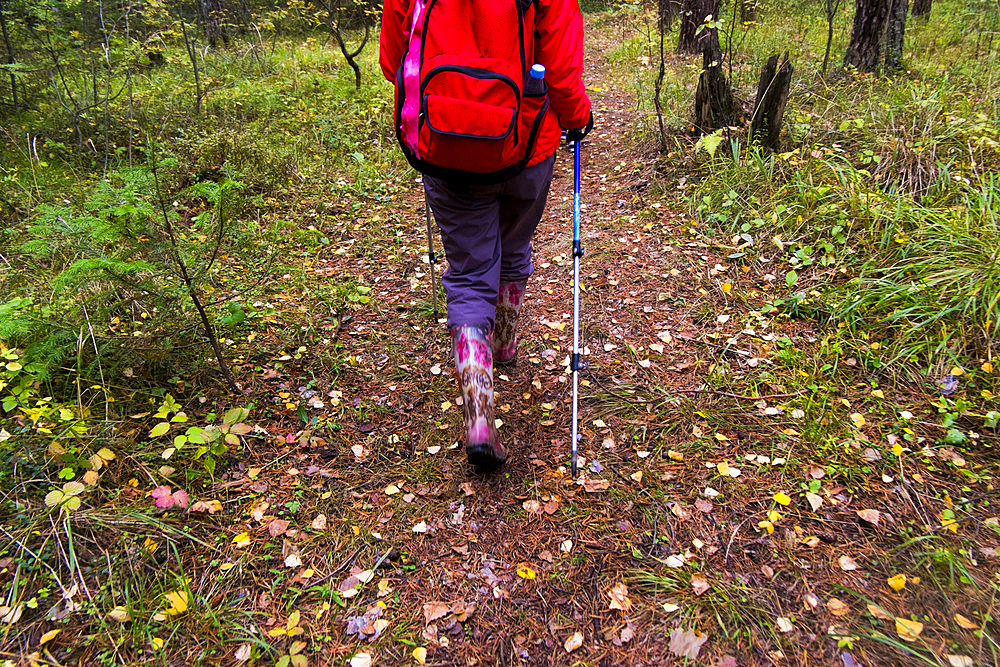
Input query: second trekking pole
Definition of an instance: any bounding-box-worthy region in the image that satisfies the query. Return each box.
[423,185,440,322]
[571,139,583,479]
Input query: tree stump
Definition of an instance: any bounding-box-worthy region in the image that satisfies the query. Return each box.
[749,53,793,150]
[694,45,732,131]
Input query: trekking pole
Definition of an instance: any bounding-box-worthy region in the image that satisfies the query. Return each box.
[423,184,440,322]
[571,139,583,479]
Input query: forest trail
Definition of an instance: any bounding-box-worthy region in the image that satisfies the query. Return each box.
[277,17,791,667]
[233,15,994,667]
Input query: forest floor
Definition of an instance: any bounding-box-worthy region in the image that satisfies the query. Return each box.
[19,15,1000,667]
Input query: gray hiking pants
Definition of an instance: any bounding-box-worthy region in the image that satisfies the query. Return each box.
[424,154,556,331]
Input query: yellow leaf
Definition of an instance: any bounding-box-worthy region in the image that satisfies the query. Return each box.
[895,617,923,642]
[385,484,400,495]
[722,282,732,293]
[982,362,993,374]
[773,492,792,506]
[233,532,251,548]
[39,629,61,644]
[871,389,884,399]
[413,647,428,664]
[954,613,978,630]
[758,520,774,534]
[150,422,170,438]
[950,366,965,376]
[516,564,536,580]
[668,450,684,461]
[164,590,189,616]
[892,442,903,456]
[887,574,906,591]
[850,413,866,429]
[151,637,164,650]
[768,510,781,523]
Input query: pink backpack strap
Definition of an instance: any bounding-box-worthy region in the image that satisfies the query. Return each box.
[401,0,429,156]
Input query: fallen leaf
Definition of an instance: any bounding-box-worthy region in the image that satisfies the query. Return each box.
[806,492,823,511]
[39,629,60,644]
[946,655,974,667]
[850,413,866,429]
[311,514,327,530]
[268,519,290,537]
[887,574,906,591]
[189,499,223,514]
[662,602,680,612]
[582,478,610,492]
[385,484,401,495]
[234,643,251,662]
[232,532,251,548]
[691,573,710,596]
[695,499,714,513]
[668,449,684,461]
[108,605,130,623]
[867,603,894,620]
[669,628,709,660]
[827,598,850,616]
[839,555,859,571]
[522,499,542,514]
[895,617,923,642]
[857,509,881,525]
[163,590,188,616]
[954,613,978,629]
[773,492,792,506]
[516,564,536,580]
[607,583,632,611]
[349,653,373,667]
[776,617,793,633]
[564,630,584,653]
[412,521,428,533]
[412,647,428,664]
[423,601,450,624]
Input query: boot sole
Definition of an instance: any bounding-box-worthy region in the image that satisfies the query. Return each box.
[466,443,507,470]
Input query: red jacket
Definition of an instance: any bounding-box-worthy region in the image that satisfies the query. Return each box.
[379,0,591,169]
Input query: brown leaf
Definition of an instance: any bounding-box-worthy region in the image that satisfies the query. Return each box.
[867,603,894,620]
[839,555,859,571]
[422,601,451,625]
[669,628,709,660]
[459,482,475,496]
[827,598,850,616]
[856,509,881,525]
[522,499,542,514]
[671,504,691,520]
[582,478,610,492]
[607,583,632,612]
[716,657,738,667]
[543,499,560,515]
[691,573,710,596]
[268,519,290,537]
[695,499,714,513]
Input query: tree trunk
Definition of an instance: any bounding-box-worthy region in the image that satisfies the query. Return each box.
[911,0,931,18]
[0,0,17,113]
[693,39,731,131]
[750,53,793,150]
[843,0,891,72]
[200,0,229,47]
[740,0,757,23]
[678,0,720,54]
[884,0,908,70]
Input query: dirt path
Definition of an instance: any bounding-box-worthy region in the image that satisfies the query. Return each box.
[233,15,997,667]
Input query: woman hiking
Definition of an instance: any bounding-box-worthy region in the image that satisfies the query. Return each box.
[379,0,593,469]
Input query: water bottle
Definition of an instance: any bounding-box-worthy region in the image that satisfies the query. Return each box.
[525,63,546,95]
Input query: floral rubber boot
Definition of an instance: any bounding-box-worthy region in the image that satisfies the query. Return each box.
[452,326,507,469]
[493,280,527,366]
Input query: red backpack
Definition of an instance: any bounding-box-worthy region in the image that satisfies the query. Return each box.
[393,0,549,184]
